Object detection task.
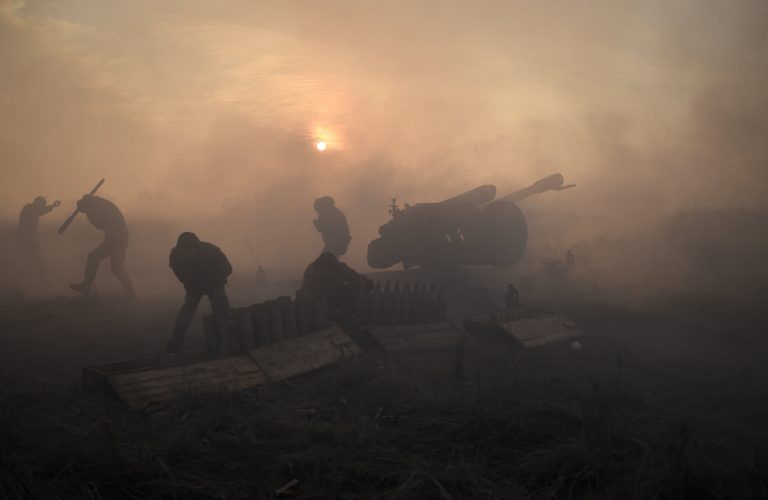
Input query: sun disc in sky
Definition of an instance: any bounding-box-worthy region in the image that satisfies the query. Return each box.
[316,141,327,151]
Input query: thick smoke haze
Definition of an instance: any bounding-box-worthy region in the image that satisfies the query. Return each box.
[1,0,767,284]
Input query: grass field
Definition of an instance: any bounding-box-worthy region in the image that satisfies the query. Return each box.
[1,281,766,499]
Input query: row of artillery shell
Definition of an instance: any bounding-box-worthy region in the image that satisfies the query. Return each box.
[355,282,447,326]
[250,296,329,348]
[205,296,330,355]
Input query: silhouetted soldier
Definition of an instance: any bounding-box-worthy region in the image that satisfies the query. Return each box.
[16,196,60,282]
[167,232,233,353]
[69,195,136,298]
[313,196,351,257]
[301,252,372,321]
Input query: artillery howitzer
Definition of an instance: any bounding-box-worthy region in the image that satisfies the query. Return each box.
[367,173,574,270]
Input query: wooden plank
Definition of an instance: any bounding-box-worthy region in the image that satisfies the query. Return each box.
[116,373,242,397]
[108,355,268,409]
[118,369,261,400]
[94,320,365,409]
[82,366,108,395]
[252,348,347,381]
[367,323,460,336]
[109,355,257,386]
[123,372,265,409]
[379,337,461,353]
[366,323,463,354]
[249,326,360,381]
[500,316,583,348]
[373,329,462,346]
[374,333,461,349]
[93,322,366,409]
[110,354,260,386]
[376,324,458,337]
[464,311,583,349]
[262,349,340,381]
[113,364,265,397]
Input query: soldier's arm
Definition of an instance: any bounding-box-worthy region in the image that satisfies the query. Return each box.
[217,249,233,278]
[43,201,60,214]
[339,212,350,234]
[33,203,56,216]
[338,263,362,284]
[169,250,187,283]
[316,216,334,233]
[41,205,55,216]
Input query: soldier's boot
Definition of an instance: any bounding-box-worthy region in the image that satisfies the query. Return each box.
[122,281,138,301]
[111,263,137,300]
[69,282,91,294]
[71,259,98,294]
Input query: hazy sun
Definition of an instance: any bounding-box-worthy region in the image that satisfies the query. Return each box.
[316,141,327,151]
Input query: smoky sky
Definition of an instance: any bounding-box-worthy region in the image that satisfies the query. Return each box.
[1,0,767,270]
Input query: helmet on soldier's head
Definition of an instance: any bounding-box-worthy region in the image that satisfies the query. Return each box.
[314,196,335,212]
[177,232,200,250]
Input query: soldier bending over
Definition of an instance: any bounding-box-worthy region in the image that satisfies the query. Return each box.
[167,232,233,353]
[69,195,135,298]
[302,252,372,321]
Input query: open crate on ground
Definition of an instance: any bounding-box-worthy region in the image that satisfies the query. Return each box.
[461,308,585,383]
[83,295,359,409]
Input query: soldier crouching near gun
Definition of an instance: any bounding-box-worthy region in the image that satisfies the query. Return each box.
[301,251,372,322]
[313,196,351,257]
[69,195,136,298]
[166,232,233,353]
[16,196,60,283]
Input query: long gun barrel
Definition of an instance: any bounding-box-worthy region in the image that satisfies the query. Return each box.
[493,173,574,204]
[57,178,105,234]
[440,184,496,206]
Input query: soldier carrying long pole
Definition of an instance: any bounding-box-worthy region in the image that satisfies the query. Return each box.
[61,179,136,299]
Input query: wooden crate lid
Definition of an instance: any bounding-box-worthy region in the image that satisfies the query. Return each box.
[465,311,583,349]
[364,322,463,353]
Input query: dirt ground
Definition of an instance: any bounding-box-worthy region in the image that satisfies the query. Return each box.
[0,276,767,499]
